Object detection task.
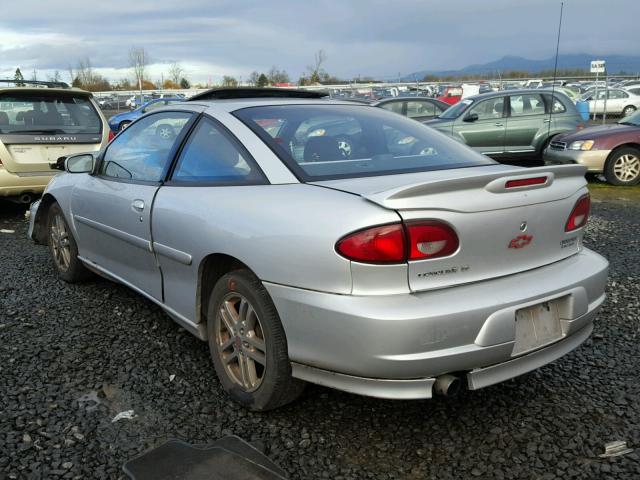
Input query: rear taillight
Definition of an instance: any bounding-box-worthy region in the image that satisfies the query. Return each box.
[108,131,115,142]
[336,221,459,264]
[336,224,406,263]
[565,194,590,232]
[406,221,459,260]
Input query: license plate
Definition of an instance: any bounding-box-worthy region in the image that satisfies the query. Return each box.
[512,300,563,356]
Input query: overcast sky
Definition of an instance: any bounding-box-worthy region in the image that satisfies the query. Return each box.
[0,0,636,84]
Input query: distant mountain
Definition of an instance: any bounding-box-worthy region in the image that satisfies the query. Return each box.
[402,54,640,80]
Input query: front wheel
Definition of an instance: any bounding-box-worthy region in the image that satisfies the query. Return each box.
[47,203,91,282]
[206,269,305,411]
[604,147,640,186]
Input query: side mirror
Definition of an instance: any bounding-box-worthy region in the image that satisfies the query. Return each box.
[65,154,95,174]
[463,113,479,123]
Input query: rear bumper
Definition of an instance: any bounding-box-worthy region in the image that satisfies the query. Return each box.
[543,147,609,172]
[0,168,55,197]
[265,248,608,398]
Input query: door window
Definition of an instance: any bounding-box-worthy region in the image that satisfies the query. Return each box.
[99,111,192,182]
[608,90,627,99]
[467,97,505,120]
[171,117,266,185]
[509,94,545,117]
[406,101,436,118]
[379,101,404,115]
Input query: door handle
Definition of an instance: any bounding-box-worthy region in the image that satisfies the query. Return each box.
[494,123,504,127]
[543,119,552,123]
[131,199,145,212]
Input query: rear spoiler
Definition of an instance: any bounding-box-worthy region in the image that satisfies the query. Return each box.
[365,164,587,211]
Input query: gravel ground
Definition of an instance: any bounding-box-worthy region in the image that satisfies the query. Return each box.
[1,186,639,480]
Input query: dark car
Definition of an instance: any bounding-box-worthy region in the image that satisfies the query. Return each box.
[372,97,450,122]
[544,109,640,185]
[424,89,584,160]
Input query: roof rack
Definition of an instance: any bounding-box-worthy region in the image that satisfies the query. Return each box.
[0,79,70,89]
[188,87,328,102]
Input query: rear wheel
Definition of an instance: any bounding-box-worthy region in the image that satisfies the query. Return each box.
[47,203,91,282]
[206,269,304,410]
[604,147,640,186]
[118,121,131,131]
[622,105,636,118]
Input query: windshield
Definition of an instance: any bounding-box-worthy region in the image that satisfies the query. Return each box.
[234,104,494,181]
[438,99,473,119]
[0,93,101,135]
[618,109,640,126]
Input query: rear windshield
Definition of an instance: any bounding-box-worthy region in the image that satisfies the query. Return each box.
[438,99,473,119]
[0,94,102,135]
[234,104,493,181]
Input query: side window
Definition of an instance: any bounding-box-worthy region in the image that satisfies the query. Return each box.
[380,101,404,115]
[406,101,435,118]
[468,97,505,120]
[509,94,545,117]
[608,90,626,99]
[543,94,567,113]
[171,117,266,185]
[100,112,192,182]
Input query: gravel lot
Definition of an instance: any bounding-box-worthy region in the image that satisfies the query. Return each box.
[1,183,639,480]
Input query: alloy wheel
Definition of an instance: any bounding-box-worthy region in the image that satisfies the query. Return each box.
[50,213,71,272]
[613,153,640,182]
[158,127,172,139]
[215,293,267,392]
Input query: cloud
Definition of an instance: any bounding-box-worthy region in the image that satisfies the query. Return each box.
[0,0,636,84]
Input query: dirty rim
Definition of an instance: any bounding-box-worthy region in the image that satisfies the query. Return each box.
[613,153,640,182]
[50,213,71,271]
[158,127,172,139]
[215,292,266,392]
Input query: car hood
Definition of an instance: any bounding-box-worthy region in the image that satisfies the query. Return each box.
[422,117,453,128]
[556,123,638,142]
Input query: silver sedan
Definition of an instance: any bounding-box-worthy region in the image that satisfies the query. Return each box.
[29,89,608,410]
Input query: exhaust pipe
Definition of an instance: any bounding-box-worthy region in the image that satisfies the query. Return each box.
[434,374,463,397]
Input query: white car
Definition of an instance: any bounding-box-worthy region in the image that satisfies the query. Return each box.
[582,88,640,117]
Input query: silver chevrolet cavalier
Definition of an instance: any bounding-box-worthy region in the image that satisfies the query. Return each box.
[28,88,609,410]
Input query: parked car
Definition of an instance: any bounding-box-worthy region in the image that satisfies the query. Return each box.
[544,109,640,185]
[0,81,111,204]
[28,88,607,411]
[372,97,449,121]
[581,88,640,118]
[424,89,584,159]
[108,98,184,132]
[436,86,463,105]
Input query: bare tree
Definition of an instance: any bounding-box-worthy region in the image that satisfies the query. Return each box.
[129,46,149,89]
[307,49,327,83]
[67,65,75,84]
[31,68,38,81]
[267,66,290,85]
[168,62,183,85]
[76,58,95,86]
[222,75,238,87]
[247,71,260,86]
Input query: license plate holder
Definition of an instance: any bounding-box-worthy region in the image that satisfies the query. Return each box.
[513,299,563,356]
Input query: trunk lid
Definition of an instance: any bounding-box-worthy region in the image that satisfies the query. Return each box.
[314,164,589,292]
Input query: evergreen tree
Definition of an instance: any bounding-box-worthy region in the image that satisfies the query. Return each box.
[256,73,269,87]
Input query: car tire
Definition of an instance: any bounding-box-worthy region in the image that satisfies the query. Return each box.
[622,106,636,118]
[47,202,92,282]
[604,147,640,186]
[206,269,305,411]
[118,121,131,131]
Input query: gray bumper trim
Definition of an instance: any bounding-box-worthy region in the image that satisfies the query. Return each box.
[466,323,593,390]
[290,363,436,400]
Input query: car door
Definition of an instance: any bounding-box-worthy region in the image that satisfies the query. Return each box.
[606,89,626,114]
[504,93,546,153]
[71,111,195,300]
[453,96,507,155]
[151,115,269,322]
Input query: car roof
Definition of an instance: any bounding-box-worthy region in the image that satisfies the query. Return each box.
[0,86,93,97]
[465,88,571,101]
[191,97,364,113]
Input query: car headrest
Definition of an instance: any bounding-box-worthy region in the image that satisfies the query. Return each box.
[304,136,342,162]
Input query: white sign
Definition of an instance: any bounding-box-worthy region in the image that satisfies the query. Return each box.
[590,60,606,73]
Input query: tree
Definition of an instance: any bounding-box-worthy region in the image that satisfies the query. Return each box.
[162,79,180,89]
[179,77,190,89]
[256,73,269,87]
[31,68,38,81]
[168,62,183,85]
[247,71,260,86]
[222,76,238,87]
[14,68,25,86]
[307,49,327,84]
[129,46,149,89]
[267,66,290,85]
[48,70,62,83]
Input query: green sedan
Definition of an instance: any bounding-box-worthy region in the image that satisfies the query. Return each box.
[424,89,583,159]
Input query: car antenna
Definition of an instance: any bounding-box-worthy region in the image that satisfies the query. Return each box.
[548,1,564,141]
